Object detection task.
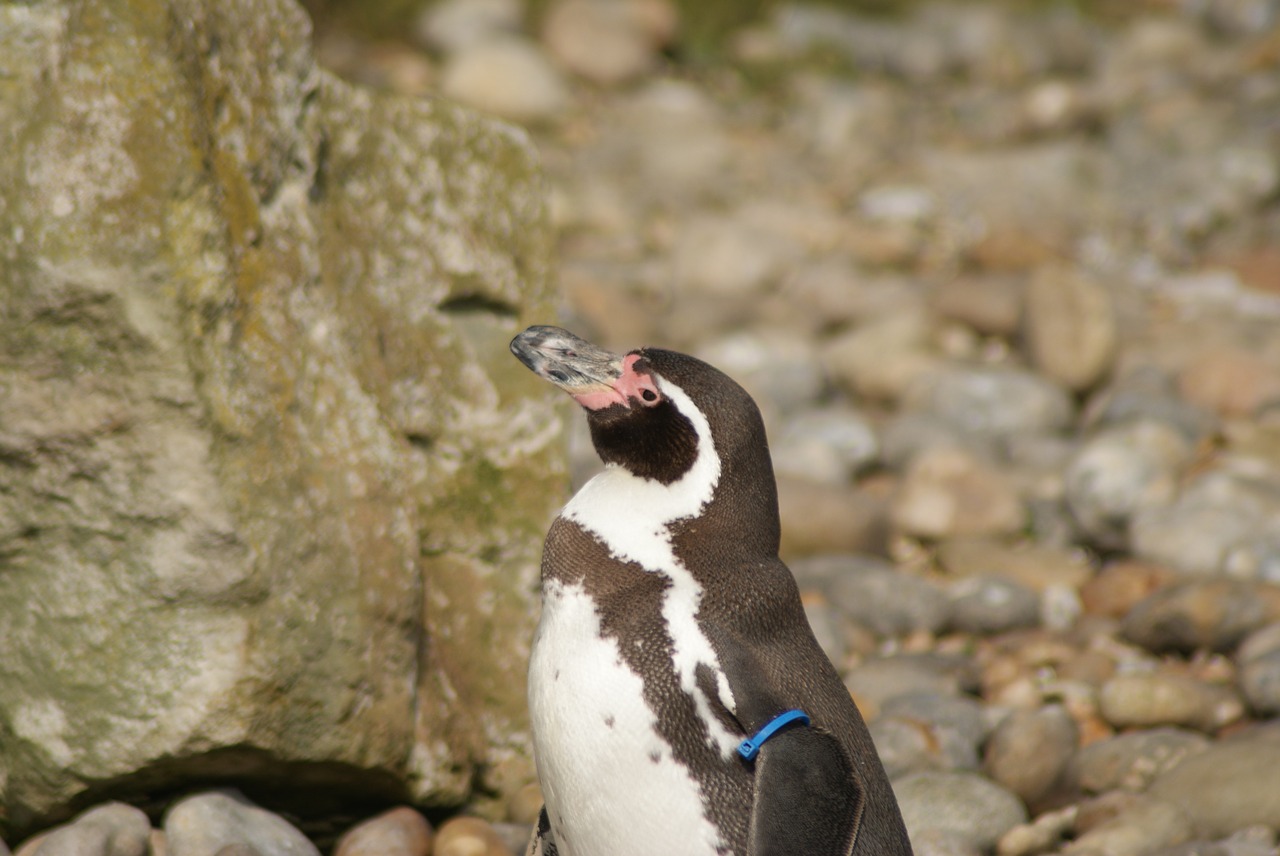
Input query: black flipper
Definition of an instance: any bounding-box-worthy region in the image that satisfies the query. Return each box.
[747,726,864,856]
[525,806,560,856]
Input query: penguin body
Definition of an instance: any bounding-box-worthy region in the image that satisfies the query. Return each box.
[511,326,913,856]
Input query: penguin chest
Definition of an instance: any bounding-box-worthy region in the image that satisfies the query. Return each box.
[528,578,728,856]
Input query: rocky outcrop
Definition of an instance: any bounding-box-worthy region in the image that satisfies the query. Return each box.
[0,0,562,837]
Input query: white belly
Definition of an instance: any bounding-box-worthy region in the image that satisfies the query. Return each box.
[529,579,725,856]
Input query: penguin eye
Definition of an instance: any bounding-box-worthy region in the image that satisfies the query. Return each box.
[641,389,658,402]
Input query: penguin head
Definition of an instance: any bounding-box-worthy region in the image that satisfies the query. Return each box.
[510,326,776,518]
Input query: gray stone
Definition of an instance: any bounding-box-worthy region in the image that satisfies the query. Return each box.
[164,791,317,856]
[1083,367,1218,443]
[1148,727,1280,838]
[879,413,997,471]
[1131,472,1280,577]
[31,803,150,856]
[845,654,977,711]
[901,364,1074,444]
[948,576,1042,635]
[1239,622,1280,715]
[920,142,1088,267]
[1064,420,1192,550]
[673,216,803,300]
[881,692,989,749]
[1192,0,1280,36]
[816,558,951,638]
[611,80,730,198]
[1150,826,1280,856]
[695,330,823,415]
[770,406,880,485]
[871,717,952,780]
[0,0,560,830]
[858,185,937,225]
[871,714,980,779]
[896,771,1028,853]
[415,0,523,52]
[1068,727,1211,794]
[781,76,900,166]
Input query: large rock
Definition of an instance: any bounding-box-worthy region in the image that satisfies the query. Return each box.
[0,0,561,838]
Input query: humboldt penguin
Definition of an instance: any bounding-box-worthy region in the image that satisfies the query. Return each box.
[510,325,912,856]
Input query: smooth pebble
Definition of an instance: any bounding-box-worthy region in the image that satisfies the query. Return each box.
[164,791,318,856]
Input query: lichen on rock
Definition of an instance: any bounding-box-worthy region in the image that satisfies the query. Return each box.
[0,0,562,837]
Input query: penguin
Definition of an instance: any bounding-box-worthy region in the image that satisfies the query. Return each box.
[510,325,913,856]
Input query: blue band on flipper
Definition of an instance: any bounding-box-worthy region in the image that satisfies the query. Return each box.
[737,709,811,761]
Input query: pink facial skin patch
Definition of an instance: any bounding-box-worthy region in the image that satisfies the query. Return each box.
[572,354,661,410]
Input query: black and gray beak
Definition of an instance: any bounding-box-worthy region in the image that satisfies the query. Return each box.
[511,325,664,411]
[510,325,625,395]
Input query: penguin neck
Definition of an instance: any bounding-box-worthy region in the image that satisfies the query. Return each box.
[565,376,780,571]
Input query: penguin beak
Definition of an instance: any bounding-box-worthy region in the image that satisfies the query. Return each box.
[510,325,659,411]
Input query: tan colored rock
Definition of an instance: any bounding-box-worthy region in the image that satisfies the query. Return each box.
[933,276,1025,337]
[984,706,1078,808]
[891,451,1026,540]
[1023,267,1118,392]
[334,808,433,856]
[778,477,890,559]
[1099,673,1244,732]
[1179,348,1280,418]
[822,312,941,402]
[937,538,1094,593]
[506,783,544,827]
[542,0,675,85]
[1080,561,1178,619]
[434,817,514,856]
[1063,793,1193,856]
[441,37,570,122]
